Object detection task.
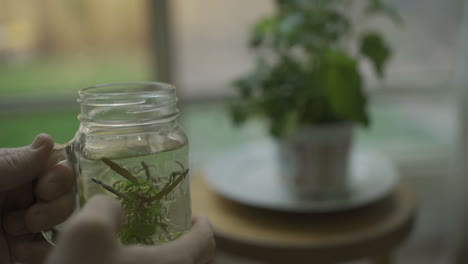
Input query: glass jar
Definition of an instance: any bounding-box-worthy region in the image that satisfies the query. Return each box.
[51,82,191,245]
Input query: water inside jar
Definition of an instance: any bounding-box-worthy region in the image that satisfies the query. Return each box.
[76,141,190,245]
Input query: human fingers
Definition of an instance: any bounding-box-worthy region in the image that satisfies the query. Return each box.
[121,215,215,264]
[46,195,124,264]
[4,191,75,235]
[9,236,51,264]
[35,160,75,201]
[25,191,76,232]
[3,209,29,236]
[0,134,54,192]
[170,215,216,264]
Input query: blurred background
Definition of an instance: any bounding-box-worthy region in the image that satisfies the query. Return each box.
[0,0,465,263]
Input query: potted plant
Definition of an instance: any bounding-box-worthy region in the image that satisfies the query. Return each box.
[231,0,401,198]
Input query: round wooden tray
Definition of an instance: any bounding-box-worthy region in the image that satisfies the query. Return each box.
[192,175,416,263]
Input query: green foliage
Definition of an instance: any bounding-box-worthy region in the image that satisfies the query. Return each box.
[321,49,369,125]
[365,0,403,24]
[360,32,392,78]
[231,0,400,137]
[92,159,189,245]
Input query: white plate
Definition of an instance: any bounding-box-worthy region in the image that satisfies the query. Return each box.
[204,140,399,213]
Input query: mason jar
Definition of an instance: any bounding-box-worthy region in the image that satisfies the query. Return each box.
[47,82,191,245]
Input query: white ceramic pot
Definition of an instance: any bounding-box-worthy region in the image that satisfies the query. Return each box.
[277,123,353,199]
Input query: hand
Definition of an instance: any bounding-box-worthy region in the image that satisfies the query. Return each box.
[47,195,215,264]
[0,134,76,264]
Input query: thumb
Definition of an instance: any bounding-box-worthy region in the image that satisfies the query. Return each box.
[122,215,215,264]
[0,134,54,192]
[48,195,124,264]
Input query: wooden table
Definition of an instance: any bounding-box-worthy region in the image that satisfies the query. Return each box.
[192,175,416,264]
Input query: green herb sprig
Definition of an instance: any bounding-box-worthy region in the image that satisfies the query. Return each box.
[92,158,189,245]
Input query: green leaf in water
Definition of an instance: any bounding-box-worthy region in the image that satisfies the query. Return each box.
[102,158,139,184]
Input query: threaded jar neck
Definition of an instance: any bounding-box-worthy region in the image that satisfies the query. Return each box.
[78,82,179,129]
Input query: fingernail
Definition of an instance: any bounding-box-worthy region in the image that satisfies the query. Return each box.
[31,135,45,149]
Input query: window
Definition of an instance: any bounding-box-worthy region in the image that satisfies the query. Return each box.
[172,0,273,99]
[171,0,464,98]
[0,0,153,99]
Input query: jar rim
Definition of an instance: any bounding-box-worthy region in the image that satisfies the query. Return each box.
[78,82,179,128]
[79,82,176,96]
